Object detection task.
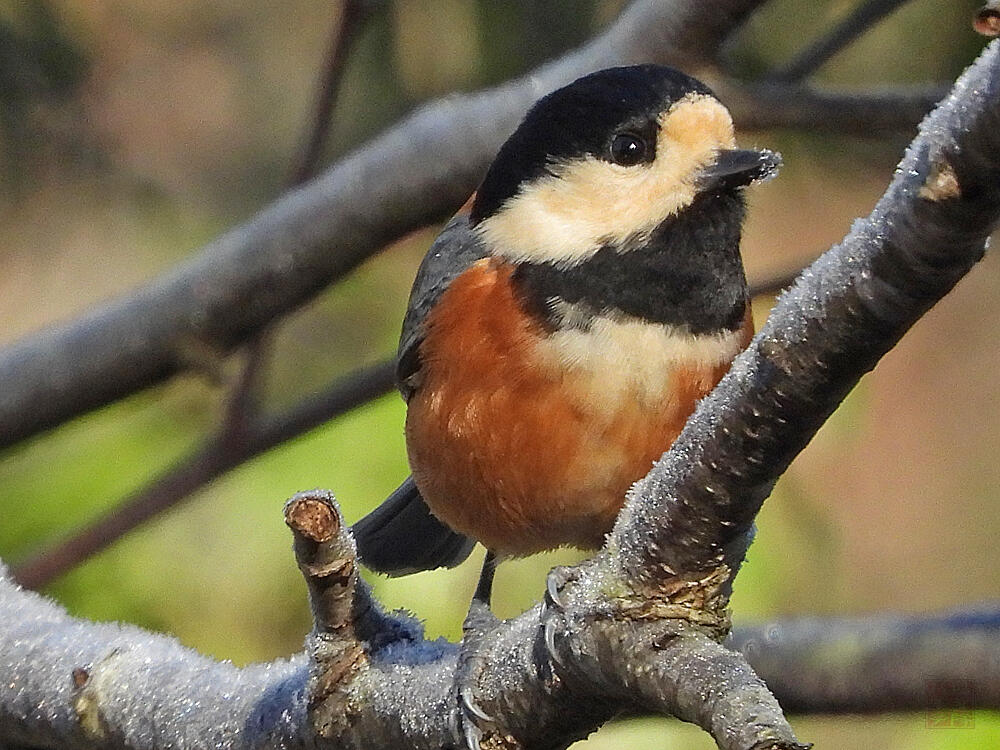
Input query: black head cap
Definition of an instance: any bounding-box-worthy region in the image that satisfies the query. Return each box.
[470,65,715,224]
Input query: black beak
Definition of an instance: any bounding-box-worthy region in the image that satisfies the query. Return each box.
[696,148,781,192]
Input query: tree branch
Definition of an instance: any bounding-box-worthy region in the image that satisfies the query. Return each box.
[9,0,382,590]
[720,80,946,133]
[2,555,997,748]
[612,38,1000,587]
[288,0,379,186]
[768,0,916,83]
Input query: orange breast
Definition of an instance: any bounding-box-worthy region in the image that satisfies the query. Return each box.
[405,258,750,556]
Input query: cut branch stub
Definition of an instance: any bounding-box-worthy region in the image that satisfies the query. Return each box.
[285,490,367,738]
[285,490,358,635]
[976,1,1000,37]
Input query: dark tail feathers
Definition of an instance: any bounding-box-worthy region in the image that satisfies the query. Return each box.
[352,476,476,576]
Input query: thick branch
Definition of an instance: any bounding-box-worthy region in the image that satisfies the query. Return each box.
[613,39,1000,585]
[0,0,766,452]
[2,562,996,749]
[563,617,809,749]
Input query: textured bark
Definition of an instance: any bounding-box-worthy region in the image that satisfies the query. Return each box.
[2,562,998,749]
[730,609,1000,714]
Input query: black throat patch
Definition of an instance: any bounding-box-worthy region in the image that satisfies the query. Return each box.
[510,191,749,335]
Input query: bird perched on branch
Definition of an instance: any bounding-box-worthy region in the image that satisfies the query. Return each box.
[354,65,778,598]
[352,63,778,747]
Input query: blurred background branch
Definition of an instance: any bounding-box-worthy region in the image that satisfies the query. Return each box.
[766,0,915,83]
[731,608,1000,714]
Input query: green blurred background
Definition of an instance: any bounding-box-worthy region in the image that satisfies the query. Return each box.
[0,0,997,747]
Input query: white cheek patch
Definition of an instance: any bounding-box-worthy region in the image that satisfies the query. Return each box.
[533,310,747,414]
[476,94,737,267]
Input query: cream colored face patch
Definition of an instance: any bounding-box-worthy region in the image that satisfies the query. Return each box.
[476,93,737,267]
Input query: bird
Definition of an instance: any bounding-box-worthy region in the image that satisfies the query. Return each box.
[352,63,778,611]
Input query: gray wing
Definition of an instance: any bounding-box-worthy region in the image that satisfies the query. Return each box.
[352,476,476,576]
[353,212,486,577]
[396,212,490,402]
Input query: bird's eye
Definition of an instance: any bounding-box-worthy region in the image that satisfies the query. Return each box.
[610,133,647,166]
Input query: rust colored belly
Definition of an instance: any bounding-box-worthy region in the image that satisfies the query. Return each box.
[406,258,746,557]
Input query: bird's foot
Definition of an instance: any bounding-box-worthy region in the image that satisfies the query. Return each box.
[450,599,499,750]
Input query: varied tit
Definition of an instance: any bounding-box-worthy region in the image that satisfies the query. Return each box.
[353,64,779,601]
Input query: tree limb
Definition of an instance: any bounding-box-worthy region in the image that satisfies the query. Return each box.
[287,0,380,186]
[8,0,389,589]
[720,81,946,134]
[1,548,998,748]
[731,608,1000,713]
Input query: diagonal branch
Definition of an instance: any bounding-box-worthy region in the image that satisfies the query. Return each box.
[768,0,916,83]
[288,0,380,186]
[10,360,395,590]
[9,0,388,590]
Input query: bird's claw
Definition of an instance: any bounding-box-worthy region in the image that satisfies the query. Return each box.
[451,602,498,749]
[451,671,491,749]
[543,615,565,671]
[464,719,483,750]
[543,565,578,612]
[449,703,485,750]
[461,685,493,723]
[539,565,580,679]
